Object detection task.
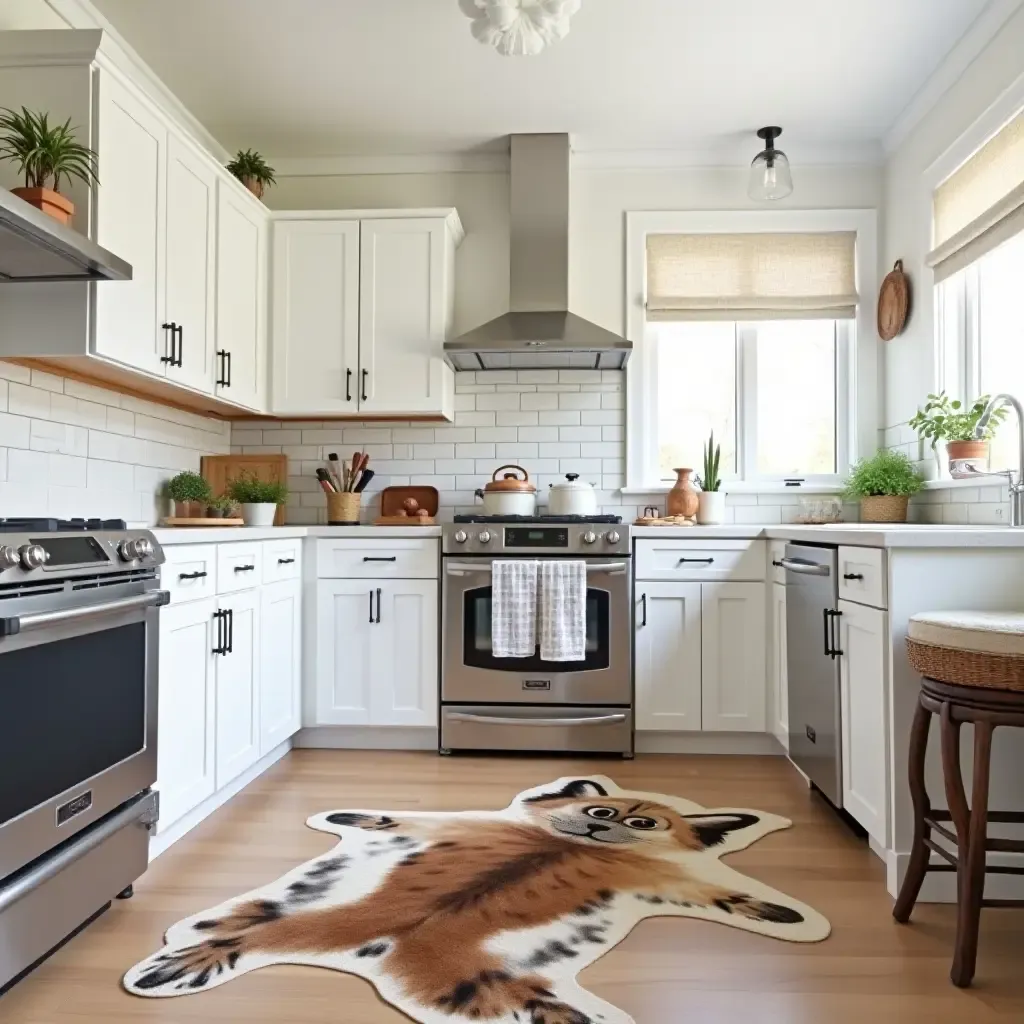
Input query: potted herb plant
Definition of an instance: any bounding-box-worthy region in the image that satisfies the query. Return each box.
[0,107,98,224]
[206,496,240,520]
[225,148,276,200]
[842,449,923,523]
[909,391,1007,478]
[166,471,213,519]
[695,430,724,525]
[227,473,288,527]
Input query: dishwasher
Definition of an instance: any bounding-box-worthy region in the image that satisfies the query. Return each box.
[782,543,843,808]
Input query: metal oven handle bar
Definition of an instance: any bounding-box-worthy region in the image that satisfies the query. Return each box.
[779,557,831,577]
[446,562,628,576]
[447,712,628,727]
[0,590,170,637]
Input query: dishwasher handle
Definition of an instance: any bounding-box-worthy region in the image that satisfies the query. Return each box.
[780,557,831,577]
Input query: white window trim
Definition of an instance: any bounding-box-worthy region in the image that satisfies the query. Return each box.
[624,208,879,492]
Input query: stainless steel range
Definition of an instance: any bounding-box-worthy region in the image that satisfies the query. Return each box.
[0,518,167,992]
[440,516,633,756]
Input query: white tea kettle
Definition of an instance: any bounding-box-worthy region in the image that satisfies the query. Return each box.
[547,473,598,516]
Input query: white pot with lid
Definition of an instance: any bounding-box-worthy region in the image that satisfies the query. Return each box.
[474,464,538,517]
[547,473,599,516]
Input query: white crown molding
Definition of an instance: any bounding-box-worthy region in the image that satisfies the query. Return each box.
[268,153,511,177]
[44,0,230,162]
[883,0,1024,155]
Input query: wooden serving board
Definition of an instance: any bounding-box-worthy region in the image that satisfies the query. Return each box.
[201,453,288,526]
[160,517,245,527]
[373,516,438,526]
[633,515,697,527]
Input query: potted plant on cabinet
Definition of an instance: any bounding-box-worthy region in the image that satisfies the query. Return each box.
[228,473,288,527]
[225,148,276,200]
[206,496,240,520]
[695,430,724,525]
[842,449,923,523]
[166,471,213,519]
[0,106,98,225]
[909,391,1007,478]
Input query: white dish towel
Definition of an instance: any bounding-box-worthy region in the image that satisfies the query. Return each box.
[491,559,538,658]
[539,559,587,662]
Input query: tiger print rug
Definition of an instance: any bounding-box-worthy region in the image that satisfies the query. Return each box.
[124,776,830,1023]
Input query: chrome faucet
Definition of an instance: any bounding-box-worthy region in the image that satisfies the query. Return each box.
[972,393,1024,526]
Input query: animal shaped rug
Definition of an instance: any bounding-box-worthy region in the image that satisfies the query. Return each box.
[125,776,830,1023]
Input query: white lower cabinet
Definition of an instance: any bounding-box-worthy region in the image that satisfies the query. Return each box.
[838,599,888,844]
[214,589,261,787]
[259,578,302,753]
[769,581,789,749]
[315,577,438,727]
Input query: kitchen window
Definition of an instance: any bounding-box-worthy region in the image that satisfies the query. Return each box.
[625,210,876,491]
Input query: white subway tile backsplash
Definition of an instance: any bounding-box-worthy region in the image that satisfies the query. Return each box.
[476,392,521,411]
[580,441,621,458]
[30,420,88,457]
[559,370,603,384]
[519,426,560,442]
[539,442,582,458]
[517,370,560,384]
[538,411,580,426]
[0,412,30,449]
[601,392,625,410]
[476,370,518,384]
[497,442,537,458]
[455,411,496,427]
[30,369,65,393]
[475,428,520,442]
[8,383,51,419]
[558,392,602,410]
[456,442,497,459]
[520,393,559,411]
[496,411,539,427]
[559,426,603,442]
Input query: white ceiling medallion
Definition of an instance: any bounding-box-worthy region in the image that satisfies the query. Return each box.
[459,0,582,57]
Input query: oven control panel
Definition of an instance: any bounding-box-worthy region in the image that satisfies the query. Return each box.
[443,524,629,556]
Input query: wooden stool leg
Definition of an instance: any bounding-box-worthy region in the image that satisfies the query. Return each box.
[894,696,934,923]
[951,720,994,988]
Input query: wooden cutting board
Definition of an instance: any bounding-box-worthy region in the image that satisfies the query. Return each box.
[201,454,288,527]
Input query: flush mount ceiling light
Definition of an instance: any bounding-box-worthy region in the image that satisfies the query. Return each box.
[459,0,582,56]
[748,126,794,201]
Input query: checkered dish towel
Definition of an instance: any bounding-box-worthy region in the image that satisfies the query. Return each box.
[491,559,538,658]
[539,560,587,662]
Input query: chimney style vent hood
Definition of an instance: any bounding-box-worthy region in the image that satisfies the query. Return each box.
[444,134,630,371]
[0,186,131,283]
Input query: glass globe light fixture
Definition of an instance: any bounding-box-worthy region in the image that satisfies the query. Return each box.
[748,126,793,201]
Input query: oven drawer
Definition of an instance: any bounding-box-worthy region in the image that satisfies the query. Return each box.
[317,539,438,579]
[263,538,302,583]
[441,705,633,754]
[217,542,264,593]
[635,540,765,581]
[162,544,217,603]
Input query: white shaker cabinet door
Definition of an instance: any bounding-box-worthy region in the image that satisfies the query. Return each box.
[93,72,168,375]
[701,583,767,733]
[157,598,217,830]
[634,582,702,732]
[315,579,376,725]
[838,599,889,845]
[259,578,302,754]
[164,132,216,394]
[215,589,261,787]
[769,582,789,750]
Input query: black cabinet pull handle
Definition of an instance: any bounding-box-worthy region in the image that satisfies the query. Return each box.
[160,321,176,364]
[225,350,232,388]
[346,368,353,402]
[640,592,647,628]
[843,573,864,581]
[678,557,715,564]
[368,590,374,623]
[233,564,256,573]
[277,557,295,565]
[212,608,227,655]
[772,560,785,568]
[178,570,208,581]
[216,349,228,387]
[363,556,397,562]
[361,368,368,402]
[376,587,382,624]
[174,324,183,367]
[226,607,234,654]
[822,607,831,657]
[829,609,843,659]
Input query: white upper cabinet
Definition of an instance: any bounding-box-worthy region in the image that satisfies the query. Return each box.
[272,219,360,415]
[216,182,268,411]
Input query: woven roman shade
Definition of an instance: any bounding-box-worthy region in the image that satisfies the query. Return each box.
[928,110,1024,282]
[646,232,858,321]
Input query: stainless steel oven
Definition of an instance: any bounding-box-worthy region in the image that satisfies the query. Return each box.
[440,518,633,755]
[0,523,165,991]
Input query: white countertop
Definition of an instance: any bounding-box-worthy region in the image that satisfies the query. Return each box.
[152,525,441,545]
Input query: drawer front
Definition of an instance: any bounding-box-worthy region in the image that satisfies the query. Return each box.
[768,539,787,584]
[161,544,217,603]
[263,538,302,583]
[635,540,765,582]
[216,542,264,593]
[838,546,886,608]
[317,539,439,579]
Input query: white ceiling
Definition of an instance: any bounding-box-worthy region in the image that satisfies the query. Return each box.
[92,0,991,162]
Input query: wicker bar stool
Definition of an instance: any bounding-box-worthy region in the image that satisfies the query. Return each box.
[893,611,1024,987]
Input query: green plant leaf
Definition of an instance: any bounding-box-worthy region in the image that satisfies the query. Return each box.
[842,449,924,499]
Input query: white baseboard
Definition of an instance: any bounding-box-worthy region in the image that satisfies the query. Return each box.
[295,726,439,750]
[886,848,1024,903]
[635,732,785,755]
[149,740,292,860]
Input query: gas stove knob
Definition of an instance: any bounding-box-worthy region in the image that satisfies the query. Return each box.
[119,537,154,561]
[19,543,49,570]
[477,530,492,544]
[453,530,468,544]
[0,545,20,571]
[582,530,597,545]
[605,530,621,544]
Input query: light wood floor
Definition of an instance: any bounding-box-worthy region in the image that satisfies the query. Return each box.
[3,750,1022,1022]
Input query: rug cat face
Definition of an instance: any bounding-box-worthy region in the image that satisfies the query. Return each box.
[125,776,830,1024]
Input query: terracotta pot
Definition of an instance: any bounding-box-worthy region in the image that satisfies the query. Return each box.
[240,176,265,200]
[946,439,989,479]
[666,468,699,518]
[173,499,204,519]
[860,495,909,523]
[12,186,74,225]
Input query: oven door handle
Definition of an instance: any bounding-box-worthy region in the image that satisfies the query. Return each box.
[446,712,628,727]
[445,562,628,576]
[0,590,171,637]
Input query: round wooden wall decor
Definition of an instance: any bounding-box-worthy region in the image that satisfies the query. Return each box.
[877,259,910,341]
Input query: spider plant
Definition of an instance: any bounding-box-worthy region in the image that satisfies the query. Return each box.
[0,107,98,192]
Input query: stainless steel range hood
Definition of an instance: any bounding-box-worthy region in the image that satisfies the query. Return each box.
[444,134,630,371]
[0,186,131,282]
